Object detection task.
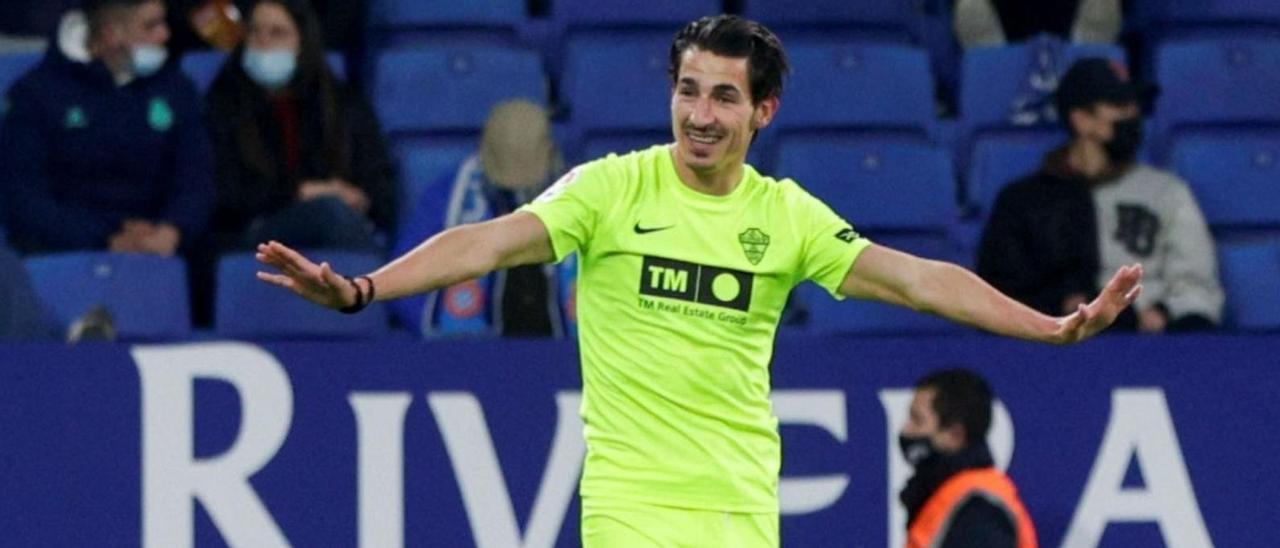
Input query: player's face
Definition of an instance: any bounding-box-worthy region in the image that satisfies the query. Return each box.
[670,47,777,176]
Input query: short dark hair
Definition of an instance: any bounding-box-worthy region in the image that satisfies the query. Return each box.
[916,368,993,446]
[82,0,158,32]
[668,15,789,105]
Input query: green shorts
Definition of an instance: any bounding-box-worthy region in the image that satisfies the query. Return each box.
[582,498,778,548]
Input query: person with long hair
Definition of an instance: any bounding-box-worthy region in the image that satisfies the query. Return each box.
[205,0,395,252]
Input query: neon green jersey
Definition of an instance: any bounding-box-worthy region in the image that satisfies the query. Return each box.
[521,144,871,512]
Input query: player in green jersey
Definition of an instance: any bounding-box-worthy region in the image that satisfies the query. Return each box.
[256,15,1143,547]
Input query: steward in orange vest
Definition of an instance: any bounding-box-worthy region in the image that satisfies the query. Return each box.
[899,369,1038,548]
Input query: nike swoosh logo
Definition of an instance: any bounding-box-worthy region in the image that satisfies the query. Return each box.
[634,223,675,235]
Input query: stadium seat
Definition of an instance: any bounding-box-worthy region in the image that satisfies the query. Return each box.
[552,0,718,29]
[371,45,546,135]
[24,252,191,340]
[1169,129,1280,229]
[392,138,476,224]
[1133,0,1280,29]
[791,281,962,336]
[562,32,671,132]
[1154,39,1280,139]
[742,0,911,36]
[181,50,347,92]
[774,134,956,233]
[1218,239,1280,330]
[215,250,390,339]
[966,128,1065,215]
[960,37,1126,133]
[368,0,522,33]
[777,41,934,136]
[0,50,41,96]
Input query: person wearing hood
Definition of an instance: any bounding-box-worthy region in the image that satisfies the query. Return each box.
[204,0,396,254]
[977,58,1223,333]
[388,99,574,338]
[0,0,214,256]
[899,369,1038,548]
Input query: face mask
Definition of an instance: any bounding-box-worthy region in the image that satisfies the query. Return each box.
[899,434,938,468]
[1105,116,1144,165]
[242,48,298,91]
[130,44,168,77]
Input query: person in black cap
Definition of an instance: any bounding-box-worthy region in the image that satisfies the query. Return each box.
[977,57,1223,333]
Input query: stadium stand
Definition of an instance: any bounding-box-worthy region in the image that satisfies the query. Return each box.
[1153,38,1280,146]
[366,0,524,46]
[1218,239,1280,330]
[180,50,347,93]
[1169,129,1280,230]
[24,252,191,340]
[215,249,389,339]
[0,50,40,96]
[776,41,935,138]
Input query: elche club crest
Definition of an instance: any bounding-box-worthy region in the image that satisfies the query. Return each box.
[738,228,770,265]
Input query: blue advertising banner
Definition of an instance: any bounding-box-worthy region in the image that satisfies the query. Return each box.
[0,335,1276,547]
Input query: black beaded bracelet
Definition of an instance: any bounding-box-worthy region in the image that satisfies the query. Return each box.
[338,275,375,314]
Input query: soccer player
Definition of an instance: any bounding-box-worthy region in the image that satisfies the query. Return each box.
[256,15,1142,546]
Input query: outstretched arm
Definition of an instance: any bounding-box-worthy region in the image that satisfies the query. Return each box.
[256,211,555,309]
[839,244,1142,344]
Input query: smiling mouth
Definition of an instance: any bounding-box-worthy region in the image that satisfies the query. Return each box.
[685,130,724,145]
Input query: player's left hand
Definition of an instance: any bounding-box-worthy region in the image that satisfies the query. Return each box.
[1050,263,1143,344]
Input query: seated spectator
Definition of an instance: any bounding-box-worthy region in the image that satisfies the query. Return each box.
[954,0,1120,49]
[204,0,395,253]
[389,100,574,338]
[977,58,1223,333]
[0,0,214,256]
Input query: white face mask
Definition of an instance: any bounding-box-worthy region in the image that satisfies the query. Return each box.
[242,48,298,91]
[130,44,168,77]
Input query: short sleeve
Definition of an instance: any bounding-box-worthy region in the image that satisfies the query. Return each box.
[797,190,872,298]
[519,158,616,262]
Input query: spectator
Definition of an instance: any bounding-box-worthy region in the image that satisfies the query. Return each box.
[388,100,572,338]
[0,0,214,256]
[205,0,395,253]
[978,58,1223,333]
[900,369,1037,548]
[954,0,1121,49]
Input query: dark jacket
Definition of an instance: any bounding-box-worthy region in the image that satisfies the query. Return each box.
[902,444,1017,548]
[976,148,1099,316]
[205,50,396,237]
[0,14,214,254]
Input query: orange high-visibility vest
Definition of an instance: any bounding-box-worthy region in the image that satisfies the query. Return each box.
[906,467,1038,548]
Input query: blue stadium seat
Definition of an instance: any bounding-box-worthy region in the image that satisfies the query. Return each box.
[1169,129,1280,229]
[562,32,671,132]
[1133,0,1280,29]
[1154,39,1280,140]
[216,250,389,339]
[966,128,1065,215]
[372,45,547,135]
[552,0,718,29]
[774,134,956,233]
[791,281,962,336]
[370,0,522,27]
[0,50,41,96]
[24,252,191,340]
[960,37,1126,133]
[579,131,671,165]
[1218,239,1280,330]
[181,50,347,93]
[778,41,934,136]
[742,0,911,35]
[392,138,476,224]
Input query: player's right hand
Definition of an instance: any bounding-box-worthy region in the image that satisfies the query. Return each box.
[255,241,358,310]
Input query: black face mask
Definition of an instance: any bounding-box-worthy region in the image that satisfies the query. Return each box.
[899,434,938,468]
[1105,116,1144,165]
